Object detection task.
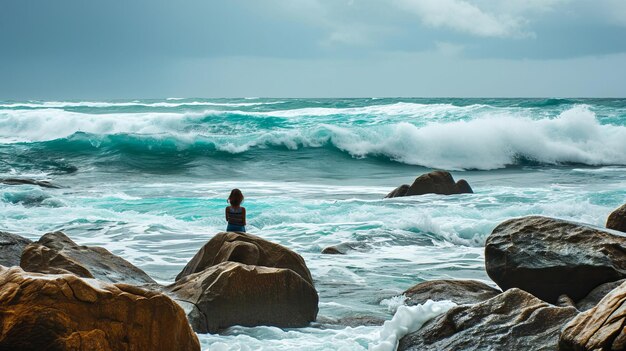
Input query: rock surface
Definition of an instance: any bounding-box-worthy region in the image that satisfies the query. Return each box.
[168,261,318,333]
[404,279,500,306]
[607,203,626,232]
[0,266,200,351]
[385,171,473,198]
[0,231,32,267]
[20,231,156,286]
[399,288,577,351]
[485,216,626,303]
[175,231,313,285]
[560,280,626,351]
[576,279,626,311]
[0,177,62,188]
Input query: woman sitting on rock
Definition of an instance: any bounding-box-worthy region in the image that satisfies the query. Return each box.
[225,189,246,232]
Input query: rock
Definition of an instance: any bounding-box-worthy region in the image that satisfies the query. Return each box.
[167,261,319,333]
[175,231,313,285]
[385,171,473,198]
[321,242,369,255]
[20,231,156,286]
[607,204,626,232]
[316,315,386,327]
[399,288,578,351]
[485,216,626,303]
[576,279,626,311]
[0,266,200,351]
[0,231,32,267]
[404,279,500,306]
[560,280,626,351]
[0,177,62,188]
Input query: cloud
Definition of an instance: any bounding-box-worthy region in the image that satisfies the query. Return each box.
[396,0,530,38]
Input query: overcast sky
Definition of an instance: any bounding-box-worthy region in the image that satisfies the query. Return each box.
[2,0,626,99]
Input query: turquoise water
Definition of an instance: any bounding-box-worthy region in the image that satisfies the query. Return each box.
[1,98,625,350]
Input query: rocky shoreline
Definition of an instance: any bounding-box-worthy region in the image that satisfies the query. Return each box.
[0,171,625,350]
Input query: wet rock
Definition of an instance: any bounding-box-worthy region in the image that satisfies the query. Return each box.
[485,216,626,303]
[607,203,626,232]
[399,288,577,351]
[0,177,62,188]
[168,261,318,333]
[321,241,369,255]
[0,231,31,267]
[404,279,500,306]
[0,266,200,351]
[316,315,386,328]
[175,231,313,285]
[20,231,156,286]
[385,171,473,198]
[576,279,626,311]
[560,280,626,351]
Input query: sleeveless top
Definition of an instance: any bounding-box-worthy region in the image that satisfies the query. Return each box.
[228,206,245,226]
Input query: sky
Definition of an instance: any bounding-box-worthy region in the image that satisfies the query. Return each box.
[1,0,626,99]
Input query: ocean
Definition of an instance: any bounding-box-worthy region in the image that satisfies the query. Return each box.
[1,98,625,350]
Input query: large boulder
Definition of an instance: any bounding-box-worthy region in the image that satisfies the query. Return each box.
[607,204,626,232]
[0,231,31,267]
[0,266,200,351]
[168,261,318,333]
[560,280,626,351]
[399,288,577,351]
[175,231,313,285]
[485,216,626,303]
[385,171,473,198]
[20,231,156,286]
[404,280,500,306]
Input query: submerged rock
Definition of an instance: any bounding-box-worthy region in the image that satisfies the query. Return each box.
[607,203,626,232]
[0,266,200,351]
[168,261,318,333]
[20,231,156,286]
[0,231,31,267]
[175,231,313,285]
[560,280,626,351]
[404,279,500,306]
[0,177,62,189]
[321,241,369,255]
[485,216,626,303]
[385,171,473,198]
[398,288,577,351]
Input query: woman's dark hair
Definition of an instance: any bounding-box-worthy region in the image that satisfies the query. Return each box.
[228,188,244,206]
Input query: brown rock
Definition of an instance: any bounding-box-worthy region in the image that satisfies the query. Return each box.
[560,280,626,351]
[0,266,200,351]
[0,231,31,267]
[20,231,156,286]
[168,261,318,333]
[607,204,626,232]
[175,231,313,285]
[485,216,626,303]
[404,279,500,306]
[321,242,369,255]
[385,171,473,198]
[399,288,577,351]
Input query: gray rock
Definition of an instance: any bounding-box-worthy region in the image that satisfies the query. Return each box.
[20,231,156,286]
[167,261,318,333]
[0,231,32,267]
[385,171,473,198]
[560,280,626,351]
[399,288,578,351]
[607,203,626,233]
[321,242,369,255]
[404,279,500,306]
[485,216,626,303]
[576,279,626,311]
